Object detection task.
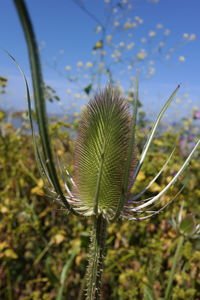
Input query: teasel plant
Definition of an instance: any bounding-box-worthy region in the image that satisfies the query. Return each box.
[11,0,200,299]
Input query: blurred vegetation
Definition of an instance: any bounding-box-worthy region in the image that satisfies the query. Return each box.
[0,108,199,300]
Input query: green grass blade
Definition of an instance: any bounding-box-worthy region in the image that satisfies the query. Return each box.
[56,246,80,300]
[143,285,156,300]
[13,0,79,215]
[164,236,184,300]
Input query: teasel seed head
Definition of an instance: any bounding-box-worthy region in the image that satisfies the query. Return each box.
[73,87,136,219]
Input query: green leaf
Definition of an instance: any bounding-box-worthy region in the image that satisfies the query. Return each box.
[179,215,196,237]
[73,87,133,219]
[13,0,79,215]
[83,84,92,95]
[56,246,79,300]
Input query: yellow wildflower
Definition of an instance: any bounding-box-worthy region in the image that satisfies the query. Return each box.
[136,171,146,181]
[150,183,161,192]
[93,40,103,49]
[183,33,189,39]
[65,65,71,71]
[4,249,18,259]
[53,233,65,245]
[149,31,156,37]
[124,22,131,29]
[0,241,9,250]
[137,51,147,60]
[77,61,83,67]
[127,42,135,50]
[86,62,93,68]
[179,56,186,62]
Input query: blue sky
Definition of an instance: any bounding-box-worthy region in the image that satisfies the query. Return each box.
[0,0,200,121]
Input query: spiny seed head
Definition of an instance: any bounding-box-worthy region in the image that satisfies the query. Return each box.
[73,87,135,219]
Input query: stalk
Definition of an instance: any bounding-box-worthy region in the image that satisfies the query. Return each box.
[86,215,107,300]
[13,0,78,214]
[6,268,13,300]
[164,235,184,300]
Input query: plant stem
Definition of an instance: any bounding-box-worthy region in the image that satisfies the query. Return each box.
[164,235,184,300]
[6,267,13,300]
[86,214,107,300]
[78,277,87,300]
[13,0,79,215]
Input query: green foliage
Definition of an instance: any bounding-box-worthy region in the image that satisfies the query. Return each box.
[1,115,200,299]
[179,215,196,237]
[56,245,80,300]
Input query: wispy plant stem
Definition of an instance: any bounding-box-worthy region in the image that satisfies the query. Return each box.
[86,215,107,300]
[164,235,184,300]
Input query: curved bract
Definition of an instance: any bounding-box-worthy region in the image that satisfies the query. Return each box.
[73,87,133,219]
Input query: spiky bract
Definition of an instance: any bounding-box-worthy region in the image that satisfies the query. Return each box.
[73,87,132,219]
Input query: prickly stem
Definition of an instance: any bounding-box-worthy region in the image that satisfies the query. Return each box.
[86,215,107,300]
